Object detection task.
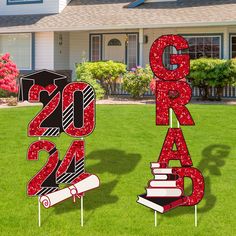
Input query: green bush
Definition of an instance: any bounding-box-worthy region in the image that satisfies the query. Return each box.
[76,61,126,95]
[76,71,105,100]
[189,58,236,100]
[123,65,153,98]
[0,88,17,98]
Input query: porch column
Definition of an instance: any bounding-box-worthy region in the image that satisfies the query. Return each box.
[139,28,144,67]
[223,27,229,59]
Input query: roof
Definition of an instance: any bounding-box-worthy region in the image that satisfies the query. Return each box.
[1,0,236,33]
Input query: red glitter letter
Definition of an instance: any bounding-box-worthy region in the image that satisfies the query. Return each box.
[149,34,190,81]
[156,81,194,126]
[158,128,193,167]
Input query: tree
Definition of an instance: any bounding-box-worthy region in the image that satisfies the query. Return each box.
[0,53,19,94]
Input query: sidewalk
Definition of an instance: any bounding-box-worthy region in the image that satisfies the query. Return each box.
[0,97,236,109]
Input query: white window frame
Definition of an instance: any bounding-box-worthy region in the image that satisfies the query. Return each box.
[7,0,43,5]
[90,35,102,62]
[127,34,138,69]
[184,35,222,59]
[230,34,236,59]
[0,33,32,70]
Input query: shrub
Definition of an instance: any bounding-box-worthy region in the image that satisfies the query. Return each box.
[188,58,236,100]
[76,61,126,95]
[0,53,19,94]
[123,65,153,98]
[76,71,105,100]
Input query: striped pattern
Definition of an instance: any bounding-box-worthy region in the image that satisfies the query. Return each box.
[43,127,60,136]
[83,85,94,109]
[57,158,85,184]
[63,103,73,130]
[36,187,58,196]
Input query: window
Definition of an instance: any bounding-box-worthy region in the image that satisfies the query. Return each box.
[108,39,122,46]
[127,34,138,69]
[90,35,102,62]
[7,0,43,5]
[184,35,221,59]
[0,33,32,70]
[230,35,236,59]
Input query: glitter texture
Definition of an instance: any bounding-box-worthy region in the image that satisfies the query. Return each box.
[149,34,190,81]
[27,140,59,196]
[156,81,194,126]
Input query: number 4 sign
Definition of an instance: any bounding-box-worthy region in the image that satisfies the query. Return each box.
[18,70,100,226]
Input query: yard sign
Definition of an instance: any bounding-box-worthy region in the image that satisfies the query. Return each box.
[137,35,205,225]
[18,70,100,226]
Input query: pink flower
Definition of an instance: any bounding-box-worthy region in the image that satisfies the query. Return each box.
[0,53,19,93]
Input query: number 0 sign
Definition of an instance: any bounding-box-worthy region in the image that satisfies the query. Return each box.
[18,70,100,225]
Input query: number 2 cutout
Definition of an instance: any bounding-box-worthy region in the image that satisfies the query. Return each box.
[27,140,85,196]
[28,82,95,138]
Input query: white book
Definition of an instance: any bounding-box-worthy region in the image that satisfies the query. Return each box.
[146,188,182,197]
[150,163,167,168]
[149,180,176,187]
[152,168,172,174]
[154,175,168,180]
[151,162,161,168]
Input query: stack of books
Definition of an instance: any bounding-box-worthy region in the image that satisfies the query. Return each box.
[137,162,185,213]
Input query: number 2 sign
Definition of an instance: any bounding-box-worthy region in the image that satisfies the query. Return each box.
[19,70,99,211]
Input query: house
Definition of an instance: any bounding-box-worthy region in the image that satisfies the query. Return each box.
[0,0,236,96]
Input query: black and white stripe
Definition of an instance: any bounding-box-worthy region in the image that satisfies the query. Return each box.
[56,158,84,184]
[43,128,60,137]
[63,103,74,130]
[36,187,58,196]
[83,86,94,109]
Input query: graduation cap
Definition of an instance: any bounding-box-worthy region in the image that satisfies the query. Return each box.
[18,70,69,132]
[18,70,68,102]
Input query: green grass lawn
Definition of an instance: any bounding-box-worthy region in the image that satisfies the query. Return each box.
[0,104,236,236]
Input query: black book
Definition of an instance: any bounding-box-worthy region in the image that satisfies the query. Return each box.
[137,194,185,213]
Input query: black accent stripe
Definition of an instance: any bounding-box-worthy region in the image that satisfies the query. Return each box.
[75,158,84,167]
[50,128,60,137]
[61,173,76,183]
[64,169,85,184]
[63,116,73,129]
[84,95,94,108]
[37,188,50,196]
[63,112,73,125]
[83,86,91,96]
[43,128,54,136]
[63,103,73,117]
[84,89,93,100]
[57,173,70,182]
[49,147,57,155]
[75,162,84,172]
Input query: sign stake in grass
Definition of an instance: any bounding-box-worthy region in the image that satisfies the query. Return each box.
[137,35,205,226]
[18,70,100,227]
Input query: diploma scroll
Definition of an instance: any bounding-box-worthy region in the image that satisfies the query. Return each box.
[40,174,99,208]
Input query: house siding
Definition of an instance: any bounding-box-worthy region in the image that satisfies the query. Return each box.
[35,32,54,70]
[0,0,70,15]
[69,31,90,78]
[54,32,69,70]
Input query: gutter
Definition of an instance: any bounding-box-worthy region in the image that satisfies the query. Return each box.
[0,21,236,33]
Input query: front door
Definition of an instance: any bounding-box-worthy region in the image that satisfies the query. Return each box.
[104,34,126,63]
